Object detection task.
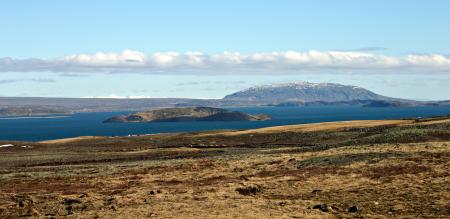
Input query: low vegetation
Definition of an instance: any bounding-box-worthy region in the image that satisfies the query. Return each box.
[0,116,449,218]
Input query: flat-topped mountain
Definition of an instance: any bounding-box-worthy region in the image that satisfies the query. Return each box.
[103,107,271,123]
[223,82,391,104]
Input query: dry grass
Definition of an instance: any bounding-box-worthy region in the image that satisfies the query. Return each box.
[39,136,107,144]
[0,117,449,218]
[199,119,412,136]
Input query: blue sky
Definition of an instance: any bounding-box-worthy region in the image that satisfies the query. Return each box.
[1,0,450,99]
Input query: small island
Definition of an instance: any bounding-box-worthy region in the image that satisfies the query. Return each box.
[103,107,271,123]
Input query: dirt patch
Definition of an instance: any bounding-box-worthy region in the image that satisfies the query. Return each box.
[296,152,406,168]
[363,163,432,179]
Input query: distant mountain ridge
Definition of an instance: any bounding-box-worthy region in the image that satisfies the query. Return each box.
[1,82,449,116]
[0,106,71,117]
[223,82,391,104]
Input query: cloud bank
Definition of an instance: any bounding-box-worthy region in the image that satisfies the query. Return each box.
[1,50,450,74]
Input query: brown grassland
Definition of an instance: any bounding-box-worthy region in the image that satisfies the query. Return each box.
[0,117,449,218]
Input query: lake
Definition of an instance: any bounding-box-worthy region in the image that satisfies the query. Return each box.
[1,106,449,142]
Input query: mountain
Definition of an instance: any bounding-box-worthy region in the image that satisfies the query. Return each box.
[1,82,448,117]
[269,99,421,107]
[223,82,392,104]
[103,107,271,123]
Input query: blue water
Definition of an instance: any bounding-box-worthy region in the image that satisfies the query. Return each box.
[0,106,449,142]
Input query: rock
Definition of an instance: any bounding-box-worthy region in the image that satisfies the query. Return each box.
[235,185,262,196]
[312,204,328,212]
[348,205,358,213]
[62,198,82,205]
[287,158,296,163]
[79,193,89,198]
[278,201,288,206]
[328,205,339,212]
[311,189,322,193]
[66,205,73,215]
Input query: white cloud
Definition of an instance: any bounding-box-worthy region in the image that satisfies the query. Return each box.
[64,50,146,66]
[1,50,450,74]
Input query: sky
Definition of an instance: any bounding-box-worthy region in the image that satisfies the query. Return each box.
[1,0,450,100]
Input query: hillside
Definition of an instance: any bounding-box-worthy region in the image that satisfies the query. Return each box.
[103,107,271,123]
[223,82,393,104]
[0,106,71,117]
[0,116,449,218]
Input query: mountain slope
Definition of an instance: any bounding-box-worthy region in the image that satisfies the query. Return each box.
[223,82,392,104]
